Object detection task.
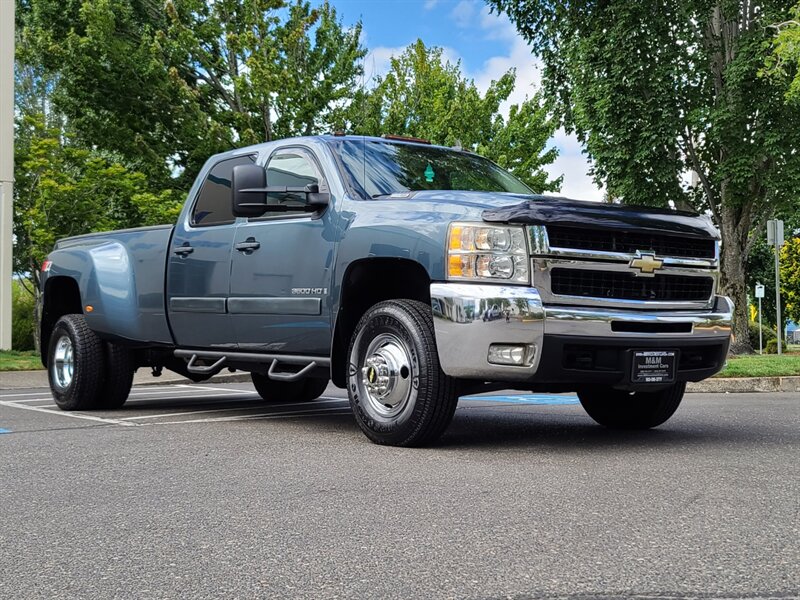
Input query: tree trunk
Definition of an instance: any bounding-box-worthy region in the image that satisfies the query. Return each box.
[718,204,752,354]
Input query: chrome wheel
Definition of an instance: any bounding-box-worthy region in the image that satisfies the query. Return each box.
[347,300,459,446]
[52,335,74,390]
[357,332,416,419]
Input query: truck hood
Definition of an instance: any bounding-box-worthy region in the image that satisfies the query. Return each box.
[481,195,719,240]
[375,191,718,239]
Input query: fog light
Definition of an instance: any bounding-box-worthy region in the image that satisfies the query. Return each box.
[488,344,536,366]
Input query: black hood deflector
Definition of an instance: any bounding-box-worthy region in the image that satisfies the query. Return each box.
[482,196,719,240]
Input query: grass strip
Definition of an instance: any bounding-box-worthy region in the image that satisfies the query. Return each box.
[0,351,43,372]
[715,353,800,378]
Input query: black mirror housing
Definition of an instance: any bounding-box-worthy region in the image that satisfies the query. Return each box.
[232,164,330,217]
[232,164,268,218]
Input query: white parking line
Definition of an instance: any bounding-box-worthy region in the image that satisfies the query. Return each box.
[1,397,54,403]
[0,391,55,398]
[5,390,256,405]
[152,405,352,425]
[128,388,247,398]
[174,384,254,393]
[124,391,255,403]
[0,384,202,398]
[0,400,140,427]
[117,399,348,421]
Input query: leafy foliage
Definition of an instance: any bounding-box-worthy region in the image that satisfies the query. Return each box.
[748,320,777,352]
[488,0,800,352]
[12,281,36,352]
[347,40,560,192]
[21,0,366,189]
[765,2,800,103]
[781,236,800,325]
[13,115,182,277]
[746,210,799,335]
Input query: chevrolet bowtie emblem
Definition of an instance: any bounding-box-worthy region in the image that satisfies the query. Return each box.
[629,252,664,276]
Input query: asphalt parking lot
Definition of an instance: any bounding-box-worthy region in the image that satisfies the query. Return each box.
[0,382,797,599]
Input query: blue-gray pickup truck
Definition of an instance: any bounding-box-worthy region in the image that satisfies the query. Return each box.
[39,135,732,446]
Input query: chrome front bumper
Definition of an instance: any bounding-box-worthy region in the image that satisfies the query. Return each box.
[430,283,733,381]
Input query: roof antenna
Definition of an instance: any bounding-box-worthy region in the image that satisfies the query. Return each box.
[452,139,463,151]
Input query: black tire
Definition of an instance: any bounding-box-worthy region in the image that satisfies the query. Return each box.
[47,314,106,411]
[577,382,687,429]
[251,373,330,402]
[347,299,459,447]
[98,342,135,409]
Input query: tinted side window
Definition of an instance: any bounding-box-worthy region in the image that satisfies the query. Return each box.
[267,152,319,187]
[192,155,256,226]
[265,151,322,210]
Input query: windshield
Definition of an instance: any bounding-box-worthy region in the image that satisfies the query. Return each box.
[328,138,532,198]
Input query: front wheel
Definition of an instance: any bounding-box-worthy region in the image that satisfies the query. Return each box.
[347,299,459,447]
[577,382,686,429]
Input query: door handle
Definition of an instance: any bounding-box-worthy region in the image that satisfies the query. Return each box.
[173,244,194,256]
[235,238,261,252]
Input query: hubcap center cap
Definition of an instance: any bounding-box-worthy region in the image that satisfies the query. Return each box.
[360,337,412,412]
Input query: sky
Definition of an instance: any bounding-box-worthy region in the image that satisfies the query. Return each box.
[331,0,604,200]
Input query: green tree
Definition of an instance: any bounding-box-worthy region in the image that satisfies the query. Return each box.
[746,209,799,333]
[781,236,800,327]
[348,40,560,191]
[274,1,367,137]
[766,2,800,103]
[481,98,562,192]
[13,115,182,290]
[22,0,366,189]
[488,0,800,352]
[20,0,194,187]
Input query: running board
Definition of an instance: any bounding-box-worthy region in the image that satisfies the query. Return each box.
[174,349,330,382]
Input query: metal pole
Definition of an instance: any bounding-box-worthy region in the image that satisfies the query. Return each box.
[0,0,16,350]
[775,245,782,355]
[758,296,763,355]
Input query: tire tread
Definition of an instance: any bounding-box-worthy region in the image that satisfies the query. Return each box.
[98,343,134,409]
[349,299,459,447]
[48,314,106,411]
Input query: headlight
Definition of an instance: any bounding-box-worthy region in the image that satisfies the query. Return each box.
[447,223,529,283]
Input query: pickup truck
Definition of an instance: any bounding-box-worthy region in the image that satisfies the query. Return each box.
[39,134,733,446]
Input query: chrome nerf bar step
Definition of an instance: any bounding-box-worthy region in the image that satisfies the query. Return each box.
[174,349,330,382]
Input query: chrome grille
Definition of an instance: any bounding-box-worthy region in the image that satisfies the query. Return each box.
[546,225,716,259]
[528,224,719,310]
[550,269,714,302]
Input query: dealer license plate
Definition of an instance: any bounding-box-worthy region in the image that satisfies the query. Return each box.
[631,350,677,384]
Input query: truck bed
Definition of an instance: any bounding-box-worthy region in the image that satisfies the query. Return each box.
[49,225,175,345]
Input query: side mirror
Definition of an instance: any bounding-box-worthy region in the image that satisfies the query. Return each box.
[232,164,268,218]
[232,164,331,218]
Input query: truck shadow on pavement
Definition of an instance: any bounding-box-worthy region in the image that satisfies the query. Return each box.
[91,390,778,452]
[436,409,768,452]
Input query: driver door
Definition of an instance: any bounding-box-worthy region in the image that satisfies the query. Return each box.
[228,146,337,356]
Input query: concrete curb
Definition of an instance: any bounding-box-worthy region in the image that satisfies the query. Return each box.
[1,369,798,393]
[687,376,800,394]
